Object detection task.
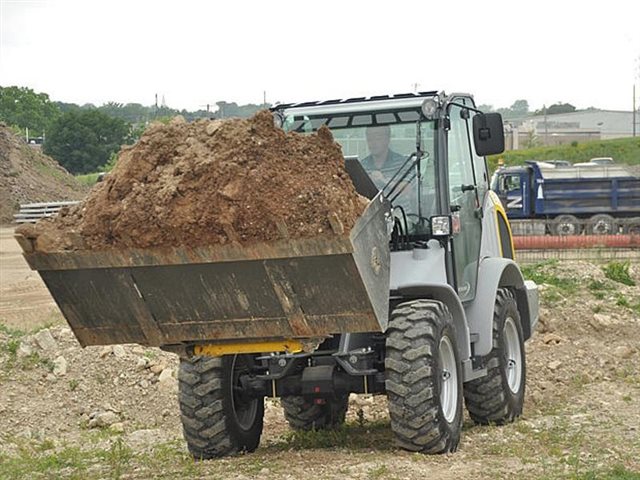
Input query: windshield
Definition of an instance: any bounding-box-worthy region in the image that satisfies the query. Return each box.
[282,110,437,236]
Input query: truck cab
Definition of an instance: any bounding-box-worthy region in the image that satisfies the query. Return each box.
[491,165,531,219]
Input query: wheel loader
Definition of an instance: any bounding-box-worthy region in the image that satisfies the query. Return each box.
[16,91,539,458]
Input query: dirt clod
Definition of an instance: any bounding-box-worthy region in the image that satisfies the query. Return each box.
[19,111,366,252]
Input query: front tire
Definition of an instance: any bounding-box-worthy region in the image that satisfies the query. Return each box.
[464,288,526,425]
[385,300,463,454]
[281,394,349,431]
[178,355,264,459]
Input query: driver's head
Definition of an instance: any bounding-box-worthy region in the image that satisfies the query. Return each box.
[366,125,391,157]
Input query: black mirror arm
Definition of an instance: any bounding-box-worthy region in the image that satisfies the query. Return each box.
[446,101,484,115]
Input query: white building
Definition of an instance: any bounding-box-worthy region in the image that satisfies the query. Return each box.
[510,110,637,148]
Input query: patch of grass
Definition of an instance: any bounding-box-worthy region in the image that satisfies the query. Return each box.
[5,338,20,359]
[487,136,640,172]
[75,172,102,186]
[39,356,55,373]
[616,293,631,308]
[521,260,579,299]
[592,305,603,313]
[143,350,158,360]
[368,464,389,479]
[0,444,97,479]
[570,373,593,390]
[573,464,640,480]
[36,438,56,452]
[69,378,80,391]
[603,261,636,287]
[588,279,611,292]
[101,437,133,480]
[270,420,393,451]
[614,366,640,385]
[33,158,68,183]
[0,324,26,338]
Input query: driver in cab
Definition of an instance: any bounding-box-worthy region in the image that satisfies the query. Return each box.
[361,125,405,190]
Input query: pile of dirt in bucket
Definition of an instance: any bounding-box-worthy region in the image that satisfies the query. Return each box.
[17,111,367,252]
[0,124,86,224]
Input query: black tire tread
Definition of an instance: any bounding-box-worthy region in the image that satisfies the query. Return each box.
[281,395,349,431]
[178,356,263,459]
[385,299,461,454]
[463,288,525,425]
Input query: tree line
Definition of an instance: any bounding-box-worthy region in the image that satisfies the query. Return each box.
[1,86,588,175]
[0,86,268,174]
[477,99,582,120]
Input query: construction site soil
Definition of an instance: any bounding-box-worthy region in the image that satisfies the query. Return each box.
[0,239,638,479]
[18,111,366,252]
[0,124,87,224]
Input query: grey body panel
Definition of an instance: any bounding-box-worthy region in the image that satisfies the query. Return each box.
[465,191,539,356]
[389,243,471,362]
[464,257,539,356]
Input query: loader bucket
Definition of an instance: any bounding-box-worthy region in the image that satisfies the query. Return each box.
[17,196,391,348]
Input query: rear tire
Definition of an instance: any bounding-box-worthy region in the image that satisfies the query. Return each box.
[464,288,526,425]
[178,355,264,459]
[622,217,640,235]
[281,394,349,431]
[552,214,581,235]
[385,300,463,454]
[586,214,616,235]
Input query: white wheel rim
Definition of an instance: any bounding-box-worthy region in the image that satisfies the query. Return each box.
[558,221,576,235]
[439,335,458,423]
[503,317,522,393]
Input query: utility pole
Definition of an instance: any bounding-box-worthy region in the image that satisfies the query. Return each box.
[634,84,637,137]
[543,104,548,146]
[263,91,267,108]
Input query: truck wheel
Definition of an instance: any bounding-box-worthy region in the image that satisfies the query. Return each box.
[281,394,349,431]
[552,215,581,235]
[622,217,640,235]
[385,300,463,454]
[178,354,264,459]
[586,214,616,235]
[464,288,525,425]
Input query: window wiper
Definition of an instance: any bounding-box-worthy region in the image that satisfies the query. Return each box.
[381,152,418,204]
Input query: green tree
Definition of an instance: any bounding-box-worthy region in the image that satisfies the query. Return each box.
[215,101,269,119]
[44,110,130,174]
[534,103,577,115]
[509,99,529,116]
[477,104,494,113]
[0,86,61,134]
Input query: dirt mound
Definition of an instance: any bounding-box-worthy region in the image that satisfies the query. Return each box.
[18,111,366,252]
[0,124,87,224]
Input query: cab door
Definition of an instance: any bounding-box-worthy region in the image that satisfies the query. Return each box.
[499,173,526,218]
[447,101,483,302]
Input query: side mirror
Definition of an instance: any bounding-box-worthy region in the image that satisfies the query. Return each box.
[472,113,505,156]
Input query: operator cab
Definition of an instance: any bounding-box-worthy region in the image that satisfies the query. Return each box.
[273,92,504,247]
[273,91,505,303]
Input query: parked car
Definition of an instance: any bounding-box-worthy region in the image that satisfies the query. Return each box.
[589,157,614,165]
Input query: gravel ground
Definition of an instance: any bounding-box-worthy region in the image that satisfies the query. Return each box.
[1,232,638,479]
